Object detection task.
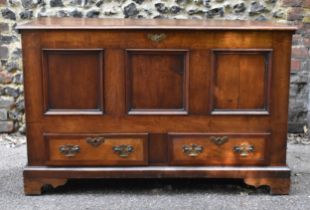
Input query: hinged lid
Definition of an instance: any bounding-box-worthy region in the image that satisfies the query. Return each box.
[16,17,297,31]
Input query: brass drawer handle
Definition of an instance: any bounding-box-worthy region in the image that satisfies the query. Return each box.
[147,33,167,42]
[59,144,80,157]
[233,143,255,157]
[86,137,104,147]
[182,144,203,157]
[112,144,134,158]
[210,136,228,145]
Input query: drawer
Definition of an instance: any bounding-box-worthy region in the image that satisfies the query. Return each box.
[169,133,270,166]
[44,133,148,166]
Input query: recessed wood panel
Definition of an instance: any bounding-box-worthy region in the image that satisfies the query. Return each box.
[126,50,189,115]
[210,49,272,115]
[42,49,104,115]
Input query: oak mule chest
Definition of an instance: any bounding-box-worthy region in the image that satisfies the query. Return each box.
[17,18,296,195]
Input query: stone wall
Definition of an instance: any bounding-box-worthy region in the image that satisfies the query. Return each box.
[0,0,309,133]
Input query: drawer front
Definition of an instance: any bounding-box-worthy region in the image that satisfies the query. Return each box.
[169,133,270,166]
[44,133,148,166]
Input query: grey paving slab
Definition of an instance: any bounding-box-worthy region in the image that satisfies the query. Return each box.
[0,144,310,210]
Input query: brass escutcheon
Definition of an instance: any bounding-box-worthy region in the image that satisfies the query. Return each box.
[182,144,203,157]
[59,144,80,157]
[210,136,229,146]
[112,144,134,158]
[147,33,167,42]
[86,137,104,147]
[233,143,255,157]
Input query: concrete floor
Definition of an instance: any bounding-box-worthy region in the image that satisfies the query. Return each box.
[0,143,310,210]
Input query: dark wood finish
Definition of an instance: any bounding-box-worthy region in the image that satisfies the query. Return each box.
[149,133,168,165]
[42,49,104,115]
[16,17,296,31]
[44,133,148,166]
[23,166,290,195]
[169,133,269,166]
[18,18,296,195]
[126,50,189,115]
[210,49,272,115]
[23,166,291,179]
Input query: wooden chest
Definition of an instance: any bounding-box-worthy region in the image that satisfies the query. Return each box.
[17,18,296,195]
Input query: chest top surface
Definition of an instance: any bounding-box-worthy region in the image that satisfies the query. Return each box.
[16,17,297,31]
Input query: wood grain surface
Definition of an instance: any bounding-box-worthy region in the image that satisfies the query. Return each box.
[19,18,295,195]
